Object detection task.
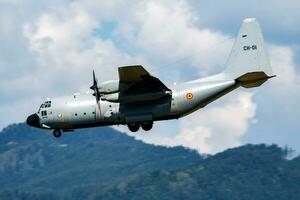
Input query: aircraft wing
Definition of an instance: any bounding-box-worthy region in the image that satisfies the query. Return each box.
[116,65,171,103]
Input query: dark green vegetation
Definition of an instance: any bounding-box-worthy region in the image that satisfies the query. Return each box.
[0,124,299,200]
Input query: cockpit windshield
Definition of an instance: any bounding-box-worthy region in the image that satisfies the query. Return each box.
[37,104,44,113]
[44,101,51,108]
[37,101,51,113]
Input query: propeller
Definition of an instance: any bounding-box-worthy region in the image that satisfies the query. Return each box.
[90,70,101,102]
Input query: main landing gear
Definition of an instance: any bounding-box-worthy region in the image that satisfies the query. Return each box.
[53,129,62,138]
[127,122,153,132]
[141,122,153,131]
[128,123,140,132]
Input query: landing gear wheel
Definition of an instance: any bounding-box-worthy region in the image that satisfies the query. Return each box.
[53,129,62,138]
[141,122,153,131]
[128,123,140,132]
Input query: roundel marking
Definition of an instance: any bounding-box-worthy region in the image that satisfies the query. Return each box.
[186,92,193,100]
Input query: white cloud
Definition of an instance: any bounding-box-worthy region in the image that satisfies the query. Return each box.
[23,4,132,85]
[268,45,299,92]
[255,45,300,119]
[116,0,233,76]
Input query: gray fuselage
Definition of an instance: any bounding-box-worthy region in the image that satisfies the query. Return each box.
[35,78,236,130]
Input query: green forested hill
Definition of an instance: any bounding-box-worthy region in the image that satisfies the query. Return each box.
[96,145,300,200]
[0,124,200,191]
[0,123,299,200]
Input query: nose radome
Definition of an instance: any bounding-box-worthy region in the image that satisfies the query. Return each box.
[26,114,40,128]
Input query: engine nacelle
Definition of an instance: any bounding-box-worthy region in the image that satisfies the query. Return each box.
[99,80,119,94]
[101,93,119,102]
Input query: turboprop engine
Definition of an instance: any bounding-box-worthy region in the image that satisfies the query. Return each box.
[99,80,119,94]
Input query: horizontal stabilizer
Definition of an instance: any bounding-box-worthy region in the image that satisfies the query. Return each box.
[236,72,276,88]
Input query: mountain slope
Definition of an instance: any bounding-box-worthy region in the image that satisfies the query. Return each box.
[0,123,201,192]
[0,123,300,200]
[95,144,300,200]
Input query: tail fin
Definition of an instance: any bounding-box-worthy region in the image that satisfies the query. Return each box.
[224,18,275,88]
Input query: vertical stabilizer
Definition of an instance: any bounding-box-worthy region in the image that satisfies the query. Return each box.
[224,18,274,87]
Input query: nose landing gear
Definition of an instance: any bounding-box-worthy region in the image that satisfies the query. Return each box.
[53,129,62,138]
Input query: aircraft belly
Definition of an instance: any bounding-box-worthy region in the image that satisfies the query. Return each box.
[120,100,172,123]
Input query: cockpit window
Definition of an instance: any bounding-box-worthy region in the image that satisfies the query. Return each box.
[44,101,51,108]
[41,110,47,116]
[37,101,51,113]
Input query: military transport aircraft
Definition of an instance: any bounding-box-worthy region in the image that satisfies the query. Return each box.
[27,18,275,138]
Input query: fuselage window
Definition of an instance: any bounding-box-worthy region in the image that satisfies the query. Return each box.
[84,112,86,115]
[75,113,78,116]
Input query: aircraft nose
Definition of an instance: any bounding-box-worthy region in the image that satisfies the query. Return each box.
[26,114,40,128]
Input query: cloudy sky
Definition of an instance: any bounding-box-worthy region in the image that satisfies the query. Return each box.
[0,0,299,154]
